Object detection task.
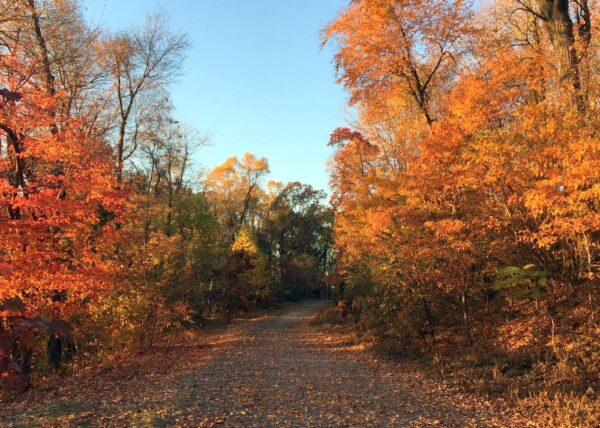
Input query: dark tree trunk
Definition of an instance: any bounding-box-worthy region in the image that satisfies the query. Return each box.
[47,335,62,370]
[461,289,472,346]
[116,122,126,182]
[537,0,585,110]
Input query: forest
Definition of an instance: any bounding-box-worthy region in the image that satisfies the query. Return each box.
[1,0,599,427]
[0,0,333,393]
[322,0,599,424]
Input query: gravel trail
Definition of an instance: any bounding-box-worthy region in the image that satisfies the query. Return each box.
[1,301,522,427]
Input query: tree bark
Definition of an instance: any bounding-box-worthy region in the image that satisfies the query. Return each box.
[537,0,585,110]
[26,0,56,97]
[461,288,472,346]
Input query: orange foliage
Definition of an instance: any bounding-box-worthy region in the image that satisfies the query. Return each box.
[0,53,125,317]
[325,0,600,347]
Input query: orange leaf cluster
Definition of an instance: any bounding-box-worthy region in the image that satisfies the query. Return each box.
[0,53,125,317]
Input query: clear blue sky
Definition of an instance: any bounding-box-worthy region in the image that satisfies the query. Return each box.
[83,0,350,193]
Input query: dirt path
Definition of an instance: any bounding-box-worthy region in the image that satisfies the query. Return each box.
[1,301,522,427]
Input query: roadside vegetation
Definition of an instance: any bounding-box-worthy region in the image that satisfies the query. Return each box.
[321,1,600,426]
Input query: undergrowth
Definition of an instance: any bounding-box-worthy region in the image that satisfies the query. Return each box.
[314,300,600,428]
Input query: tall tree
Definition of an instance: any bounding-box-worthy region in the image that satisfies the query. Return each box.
[0,52,124,314]
[98,14,189,182]
[323,0,473,126]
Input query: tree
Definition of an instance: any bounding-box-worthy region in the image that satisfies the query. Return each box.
[0,52,124,318]
[0,0,107,129]
[324,0,600,351]
[203,153,270,239]
[323,0,473,126]
[98,13,189,182]
[517,0,591,109]
[262,182,333,298]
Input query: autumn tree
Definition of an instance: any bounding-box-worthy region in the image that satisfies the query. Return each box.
[514,0,591,109]
[0,1,126,315]
[203,152,270,240]
[323,0,473,127]
[0,49,125,387]
[325,0,599,353]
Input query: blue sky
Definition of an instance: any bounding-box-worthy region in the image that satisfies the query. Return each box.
[83,0,350,193]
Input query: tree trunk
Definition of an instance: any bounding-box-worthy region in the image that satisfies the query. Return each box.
[47,335,62,370]
[27,0,56,97]
[2,126,24,220]
[116,121,126,183]
[461,289,472,346]
[537,0,585,110]
[422,299,435,340]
